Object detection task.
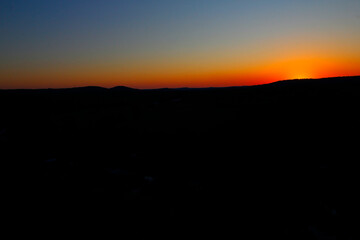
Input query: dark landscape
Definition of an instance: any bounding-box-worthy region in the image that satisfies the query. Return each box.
[1,76,358,238]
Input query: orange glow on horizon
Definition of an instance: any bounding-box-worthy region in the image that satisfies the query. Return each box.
[1,53,359,89]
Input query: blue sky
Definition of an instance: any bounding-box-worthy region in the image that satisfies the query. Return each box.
[1,0,360,88]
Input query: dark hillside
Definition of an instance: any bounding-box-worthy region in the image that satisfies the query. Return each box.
[1,76,358,239]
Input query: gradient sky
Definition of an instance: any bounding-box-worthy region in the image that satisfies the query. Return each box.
[1,0,360,89]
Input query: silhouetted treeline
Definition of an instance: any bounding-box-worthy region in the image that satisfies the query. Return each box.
[1,76,358,239]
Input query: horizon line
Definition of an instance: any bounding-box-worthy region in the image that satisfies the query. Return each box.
[1,75,359,91]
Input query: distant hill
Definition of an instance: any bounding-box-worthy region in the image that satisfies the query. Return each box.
[264,76,360,88]
[110,86,138,92]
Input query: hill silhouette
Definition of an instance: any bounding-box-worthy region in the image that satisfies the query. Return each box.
[1,76,357,239]
[110,86,138,92]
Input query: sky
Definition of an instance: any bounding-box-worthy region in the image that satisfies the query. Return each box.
[1,0,360,89]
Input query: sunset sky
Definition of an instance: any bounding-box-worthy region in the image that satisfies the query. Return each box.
[1,0,360,89]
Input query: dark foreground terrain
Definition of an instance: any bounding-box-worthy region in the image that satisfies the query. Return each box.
[1,76,358,238]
